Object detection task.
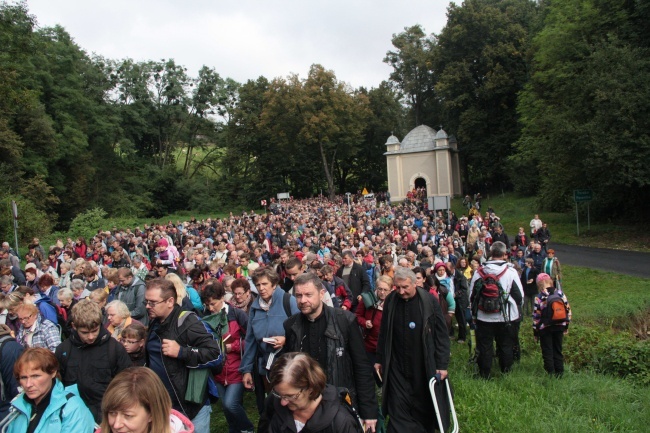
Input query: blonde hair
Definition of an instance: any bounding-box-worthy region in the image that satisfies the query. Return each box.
[100,367,171,433]
[164,273,188,306]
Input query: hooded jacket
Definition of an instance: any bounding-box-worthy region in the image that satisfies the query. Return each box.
[269,384,361,433]
[8,381,95,433]
[55,326,132,422]
[469,260,524,323]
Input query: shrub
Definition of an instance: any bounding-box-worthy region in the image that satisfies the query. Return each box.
[67,207,108,241]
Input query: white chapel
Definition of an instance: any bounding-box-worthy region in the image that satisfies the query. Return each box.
[384,125,462,201]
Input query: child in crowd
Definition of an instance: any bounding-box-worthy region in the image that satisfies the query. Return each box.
[532,273,571,377]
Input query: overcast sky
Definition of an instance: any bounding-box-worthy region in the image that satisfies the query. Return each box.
[23,0,452,89]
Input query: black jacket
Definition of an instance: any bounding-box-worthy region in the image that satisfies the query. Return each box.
[269,384,362,433]
[335,263,370,304]
[146,304,221,419]
[283,307,377,420]
[0,331,23,420]
[376,288,450,419]
[56,326,131,422]
[452,270,469,309]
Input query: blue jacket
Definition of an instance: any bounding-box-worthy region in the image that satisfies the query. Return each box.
[239,288,299,376]
[34,295,58,324]
[7,381,94,433]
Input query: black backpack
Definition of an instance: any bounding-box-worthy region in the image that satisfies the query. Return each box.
[326,388,365,433]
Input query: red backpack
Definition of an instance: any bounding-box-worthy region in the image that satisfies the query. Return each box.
[472,267,508,314]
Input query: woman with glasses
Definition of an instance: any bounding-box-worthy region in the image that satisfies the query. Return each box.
[14,303,60,352]
[267,352,362,433]
[120,322,147,366]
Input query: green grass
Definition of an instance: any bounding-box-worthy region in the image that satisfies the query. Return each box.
[451,193,650,252]
[563,266,650,325]
[205,265,650,432]
[449,349,650,432]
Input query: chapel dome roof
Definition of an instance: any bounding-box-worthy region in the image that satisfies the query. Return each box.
[435,128,448,139]
[400,125,437,152]
[385,134,400,146]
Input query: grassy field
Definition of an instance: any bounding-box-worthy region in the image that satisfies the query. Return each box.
[207,264,650,432]
[450,193,650,252]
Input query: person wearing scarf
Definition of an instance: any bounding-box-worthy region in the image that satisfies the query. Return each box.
[542,249,562,288]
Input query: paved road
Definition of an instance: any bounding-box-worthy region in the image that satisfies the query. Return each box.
[550,243,650,279]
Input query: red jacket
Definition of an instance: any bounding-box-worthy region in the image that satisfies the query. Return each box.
[355,302,383,353]
[214,305,249,386]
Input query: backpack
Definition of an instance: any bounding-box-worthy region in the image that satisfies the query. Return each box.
[179,311,224,375]
[48,300,67,326]
[437,282,450,315]
[542,291,569,325]
[282,292,292,317]
[0,335,13,402]
[327,388,365,433]
[471,267,509,314]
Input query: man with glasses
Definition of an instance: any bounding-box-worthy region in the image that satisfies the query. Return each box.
[56,299,131,423]
[145,278,220,433]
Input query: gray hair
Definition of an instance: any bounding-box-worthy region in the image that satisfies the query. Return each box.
[105,300,131,319]
[57,287,74,301]
[490,241,508,259]
[294,271,324,292]
[394,267,417,284]
[0,275,12,285]
[70,279,85,292]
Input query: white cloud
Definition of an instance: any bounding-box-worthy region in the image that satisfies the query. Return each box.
[24,0,450,88]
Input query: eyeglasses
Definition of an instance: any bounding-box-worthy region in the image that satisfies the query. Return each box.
[271,388,304,402]
[143,298,169,307]
[18,313,34,323]
[120,339,143,345]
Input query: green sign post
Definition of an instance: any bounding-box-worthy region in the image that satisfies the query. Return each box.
[574,189,593,202]
[574,189,593,235]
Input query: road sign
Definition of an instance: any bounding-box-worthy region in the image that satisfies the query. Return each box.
[574,189,593,202]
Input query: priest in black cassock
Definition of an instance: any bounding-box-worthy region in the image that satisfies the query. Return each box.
[375,267,451,433]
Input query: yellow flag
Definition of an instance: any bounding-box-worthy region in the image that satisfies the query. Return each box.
[362,188,369,195]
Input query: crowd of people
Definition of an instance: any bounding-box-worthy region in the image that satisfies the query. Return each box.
[0,193,571,432]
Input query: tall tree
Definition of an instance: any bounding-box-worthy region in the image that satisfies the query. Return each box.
[384,25,437,127]
[353,82,406,192]
[514,0,650,218]
[434,0,538,192]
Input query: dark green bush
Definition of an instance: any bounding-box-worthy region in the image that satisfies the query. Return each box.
[568,325,650,385]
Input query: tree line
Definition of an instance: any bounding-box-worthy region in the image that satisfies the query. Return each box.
[1,0,648,243]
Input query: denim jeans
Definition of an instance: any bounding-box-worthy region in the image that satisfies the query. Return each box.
[216,382,255,433]
[191,403,212,433]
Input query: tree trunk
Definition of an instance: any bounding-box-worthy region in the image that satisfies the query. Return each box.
[319,141,336,200]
